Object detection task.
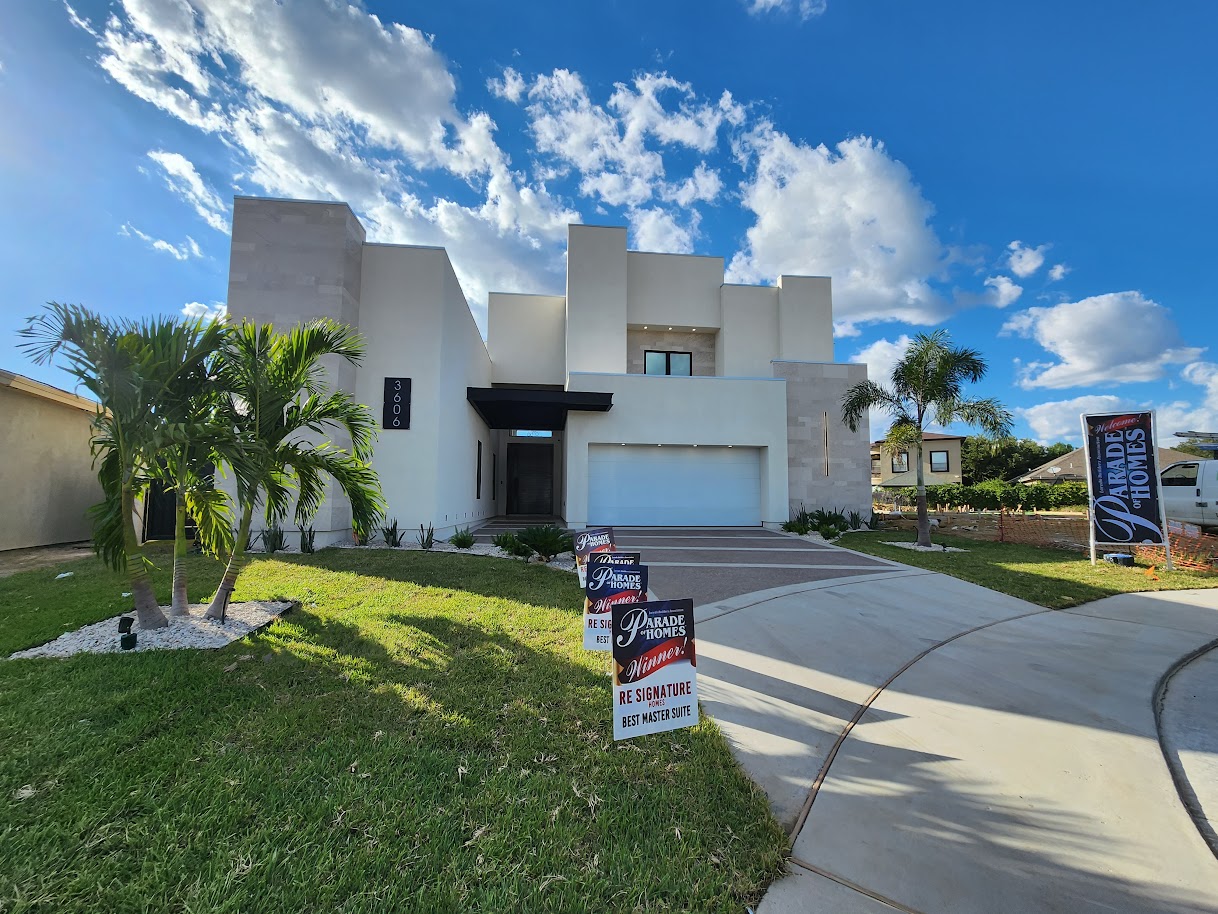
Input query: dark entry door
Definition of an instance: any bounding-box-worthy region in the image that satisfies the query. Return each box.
[507,443,553,515]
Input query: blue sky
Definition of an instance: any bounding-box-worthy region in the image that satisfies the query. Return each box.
[3,0,1215,445]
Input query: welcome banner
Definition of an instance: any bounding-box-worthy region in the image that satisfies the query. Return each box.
[1081,411,1168,553]
[611,599,698,740]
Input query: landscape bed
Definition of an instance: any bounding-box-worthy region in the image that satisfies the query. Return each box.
[0,546,785,912]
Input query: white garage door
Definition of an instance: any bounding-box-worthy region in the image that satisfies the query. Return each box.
[588,445,761,526]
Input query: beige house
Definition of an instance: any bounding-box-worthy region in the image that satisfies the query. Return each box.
[0,370,101,551]
[871,432,964,487]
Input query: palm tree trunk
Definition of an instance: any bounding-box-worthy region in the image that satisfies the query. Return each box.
[124,484,168,629]
[206,505,253,622]
[169,486,190,616]
[915,439,931,547]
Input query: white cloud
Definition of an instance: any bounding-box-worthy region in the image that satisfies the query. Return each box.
[660,162,723,206]
[727,129,949,328]
[64,2,99,38]
[850,335,913,439]
[983,274,1022,308]
[744,0,829,21]
[1007,240,1048,278]
[1048,263,1070,282]
[487,67,525,103]
[1017,395,1132,445]
[1002,291,1205,389]
[182,301,227,321]
[629,208,698,254]
[147,150,229,232]
[119,223,202,260]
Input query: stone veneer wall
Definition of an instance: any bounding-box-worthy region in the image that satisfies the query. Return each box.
[226,198,367,543]
[625,329,717,376]
[772,361,872,517]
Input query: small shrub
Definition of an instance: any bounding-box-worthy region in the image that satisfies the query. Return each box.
[262,523,286,553]
[781,518,811,535]
[244,527,259,552]
[417,523,435,550]
[817,523,841,540]
[353,524,371,547]
[381,518,405,548]
[847,510,864,530]
[865,513,883,530]
[449,527,475,549]
[493,531,532,557]
[515,524,573,562]
[299,526,316,554]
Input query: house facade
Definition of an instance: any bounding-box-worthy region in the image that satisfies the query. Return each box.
[871,433,964,488]
[224,197,871,544]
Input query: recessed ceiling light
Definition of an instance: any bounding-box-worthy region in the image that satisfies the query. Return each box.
[643,325,648,329]
[727,445,733,448]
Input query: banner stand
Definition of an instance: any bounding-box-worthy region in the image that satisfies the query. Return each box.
[1152,412,1175,572]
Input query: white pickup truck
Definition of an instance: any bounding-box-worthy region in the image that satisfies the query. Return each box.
[1160,460,1218,530]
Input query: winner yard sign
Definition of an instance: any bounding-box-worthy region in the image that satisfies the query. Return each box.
[1081,411,1173,568]
[574,527,616,588]
[583,557,646,651]
[611,600,698,740]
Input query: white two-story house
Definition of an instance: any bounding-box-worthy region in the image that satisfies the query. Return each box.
[224,197,871,544]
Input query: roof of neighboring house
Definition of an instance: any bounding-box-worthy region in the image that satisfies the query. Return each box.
[0,369,99,414]
[871,431,965,448]
[1018,446,1197,483]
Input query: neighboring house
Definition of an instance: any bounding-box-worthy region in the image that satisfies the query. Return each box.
[223,197,873,543]
[0,370,102,551]
[1018,447,1195,484]
[871,433,964,488]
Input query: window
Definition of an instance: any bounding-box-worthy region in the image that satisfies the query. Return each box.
[492,452,497,500]
[891,451,909,474]
[929,450,950,473]
[476,441,483,498]
[512,429,552,438]
[1161,463,1199,487]
[644,350,692,376]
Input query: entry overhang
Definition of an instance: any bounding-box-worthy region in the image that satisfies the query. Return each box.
[466,387,613,430]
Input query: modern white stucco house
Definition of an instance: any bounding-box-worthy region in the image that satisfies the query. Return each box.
[225,197,871,544]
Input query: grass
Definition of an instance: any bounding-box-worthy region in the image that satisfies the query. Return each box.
[0,546,786,912]
[840,531,1218,609]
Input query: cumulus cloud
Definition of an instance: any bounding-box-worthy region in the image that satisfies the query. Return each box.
[629,208,698,253]
[1017,395,1132,444]
[147,150,229,232]
[182,301,227,321]
[728,129,948,327]
[1002,291,1205,389]
[849,335,913,439]
[744,0,829,21]
[487,67,525,103]
[119,223,202,260]
[1007,240,1048,278]
[983,275,1022,308]
[1048,263,1070,282]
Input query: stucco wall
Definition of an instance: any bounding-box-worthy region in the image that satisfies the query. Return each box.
[719,285,781,377]
[566,225,627,375]
[0,385,101,550]
[773,361,872,517]
[777,276,834,362]
[488,293,566,386]
[563,372,789,529]
[625,251,724,329]
[625,329,716,376]
[875,438,964,487]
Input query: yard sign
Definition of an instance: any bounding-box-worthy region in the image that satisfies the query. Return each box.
[611,599,698,740]
[574,526,616,587]
[583,556,645,651]
[1080,410,1173,569]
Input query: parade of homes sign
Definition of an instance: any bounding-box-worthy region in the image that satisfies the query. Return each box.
[1080,411,1172,567]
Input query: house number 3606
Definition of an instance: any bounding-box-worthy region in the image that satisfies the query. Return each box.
[382,378,411,430]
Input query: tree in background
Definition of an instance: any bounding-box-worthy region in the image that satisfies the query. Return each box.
[961,437,1072,484]
[206,319,385,621]
[843,330,1013,547]
[19,304,222,629]
[1173,438,1217,459]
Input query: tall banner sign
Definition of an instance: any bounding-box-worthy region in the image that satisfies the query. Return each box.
[1080,411,1172,568]
[583,558,646,651]
[612,599,698,740]
[574,527,616,588]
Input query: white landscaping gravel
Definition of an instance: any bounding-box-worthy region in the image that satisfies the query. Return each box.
[7,601,292,661]
[882,541,969,553]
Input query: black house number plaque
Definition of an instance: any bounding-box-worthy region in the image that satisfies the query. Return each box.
[383,378,411,429]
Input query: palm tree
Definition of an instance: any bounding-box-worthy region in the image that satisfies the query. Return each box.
[205,319,385,621]
[19,304,224,629]
[842,330,1013,547]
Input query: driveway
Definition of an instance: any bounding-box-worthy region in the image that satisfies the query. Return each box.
[693,570,1218,913]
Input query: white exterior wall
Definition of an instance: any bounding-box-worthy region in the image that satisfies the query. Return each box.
[626,251,724,330]
[777,275,834,362]
[565,225,627,375]
[563,372,789,529]
[488,293,566,386]
[719,284,781,377]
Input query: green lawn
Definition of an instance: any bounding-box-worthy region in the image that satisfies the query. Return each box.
[840,531,1218,609]
[0,547,785,912]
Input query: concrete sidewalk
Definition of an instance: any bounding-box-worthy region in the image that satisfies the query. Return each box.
[695,576,1218,913]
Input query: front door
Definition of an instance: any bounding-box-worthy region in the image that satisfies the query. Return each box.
[507,443,554,515]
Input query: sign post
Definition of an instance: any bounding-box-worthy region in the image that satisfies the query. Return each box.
[1080,410,1173,570]
[611,599,698,740]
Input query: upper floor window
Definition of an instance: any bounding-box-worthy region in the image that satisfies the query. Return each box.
[891,451,909,474]
[929,450,950,473]
[645,350,692,376]
[512,429,553,438]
